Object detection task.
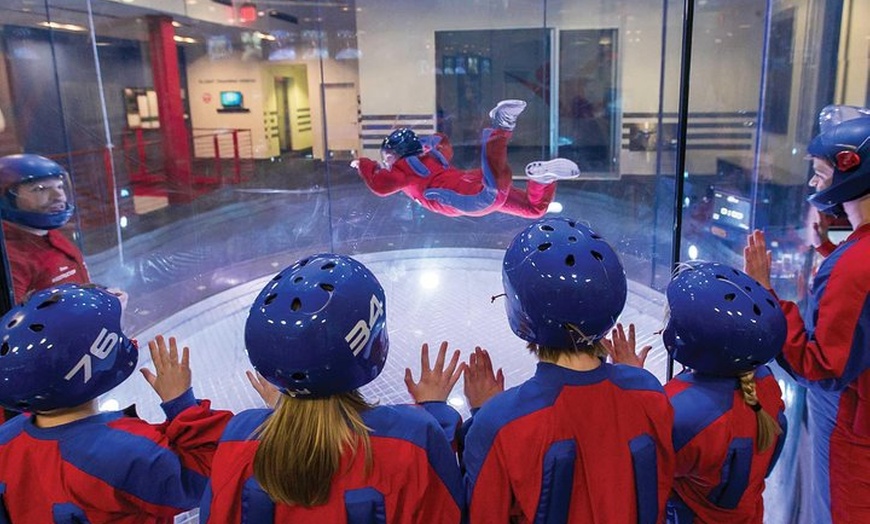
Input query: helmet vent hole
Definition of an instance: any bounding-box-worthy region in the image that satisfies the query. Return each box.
[565,254,576,267]
[753,304,762,315]
[6,318,18,328]
[263,293,277,306]
[291,372,307,381]
[724,293,736,302]
[321,262,336,270]
[537,242,552,252]
[715,274,728,281]
[36,293,62,309]
[591,234,602,240]
[744,286,752,293]
[541,225,554,231]
[568,221,576,227]
[298,258,309,267]
[766,298,776,308]
[568,236,577,242]
[320,283,335,292]
[272,274,282,281]
[0,342,9,357]
[591,250,604,261]
[293,276,303,283]
[291,298,302,311]
[29,324,44,333]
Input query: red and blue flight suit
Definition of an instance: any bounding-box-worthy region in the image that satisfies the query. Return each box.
[355,129,557,219]
[660,262,788,524]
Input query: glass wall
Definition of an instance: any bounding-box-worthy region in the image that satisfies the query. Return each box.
[0,0,866,522]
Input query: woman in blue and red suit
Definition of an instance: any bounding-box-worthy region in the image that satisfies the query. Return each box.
[610,262,787,523]
[744,105,870,523]
[352,100,580,219]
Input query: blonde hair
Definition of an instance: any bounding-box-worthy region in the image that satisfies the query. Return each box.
[738,371,783,452]
[253,390,373,506]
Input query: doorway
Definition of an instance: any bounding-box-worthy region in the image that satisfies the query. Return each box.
[275,76,293,153]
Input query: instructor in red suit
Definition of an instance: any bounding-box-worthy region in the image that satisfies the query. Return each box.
[0,154,89,303]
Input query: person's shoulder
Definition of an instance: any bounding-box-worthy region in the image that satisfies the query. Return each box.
[0,414,28,445]
[365,404,444,430]
[363,404,449,445]
[606,363,666,394]
[473,381,541,430]
[220,408,272,442]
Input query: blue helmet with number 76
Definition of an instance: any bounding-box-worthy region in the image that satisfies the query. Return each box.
[0,284,137,412]
[244,254,389,398]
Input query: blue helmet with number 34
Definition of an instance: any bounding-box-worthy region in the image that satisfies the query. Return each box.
[245,254,389,398]
[0,284,137,412]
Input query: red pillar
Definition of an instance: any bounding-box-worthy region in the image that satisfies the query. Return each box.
[147,15,193,203]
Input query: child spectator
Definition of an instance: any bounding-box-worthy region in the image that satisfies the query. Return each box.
[199,253,464,523]
[610,261,787,523]
[0,283,232,522]
[462,217,675,523]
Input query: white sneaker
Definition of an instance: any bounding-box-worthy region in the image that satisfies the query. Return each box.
[524,158,581,184]
[489,99,527,131]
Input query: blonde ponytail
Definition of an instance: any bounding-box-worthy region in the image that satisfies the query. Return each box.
[738,371,783,452]
[253,391,373,506]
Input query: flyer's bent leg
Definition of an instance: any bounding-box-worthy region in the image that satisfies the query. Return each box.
[481,127,514,194]
[498,181,557,218]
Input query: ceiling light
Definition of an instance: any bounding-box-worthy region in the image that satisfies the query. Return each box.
[39,21,86,32]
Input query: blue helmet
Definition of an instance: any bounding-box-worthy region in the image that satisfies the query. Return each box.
[806,106,870,215]
[502,218,627,348]
[0,154,75,229]
[244,254,389,398]
[0,284,137,412]
[663,262,786,376]
[381,128,423,159]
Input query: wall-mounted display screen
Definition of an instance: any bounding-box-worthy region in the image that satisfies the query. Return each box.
[711,189,752,231]
[220,91,243,108]
[217,91,249,113]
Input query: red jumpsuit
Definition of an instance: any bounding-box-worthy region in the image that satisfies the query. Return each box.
[2,222,90,303]
[0,390,232,522]
[665,366,786,523]
[776,223,870,523]
[463,362,675,524]
[200,403,463,523]
[356,129,556,218]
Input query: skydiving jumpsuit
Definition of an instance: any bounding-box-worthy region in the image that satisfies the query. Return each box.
[665,366,787,523]
[776,222,870,523]
[0,389,232,522]
[356,130,557,218]
[200,402,464,523]
[462,362,675,524]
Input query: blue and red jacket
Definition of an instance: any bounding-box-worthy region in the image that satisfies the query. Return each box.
[776,222,870,523]
[200,402,464,523]
[665,366,786,523]
[463,362,675,524]
[356,130,555,218]
[0,389,232,523]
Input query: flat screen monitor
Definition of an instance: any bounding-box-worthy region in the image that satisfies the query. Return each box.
[711,189,752,231]
[220,91,244,108]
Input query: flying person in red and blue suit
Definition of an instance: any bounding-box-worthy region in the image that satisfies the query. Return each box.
[352,100,580,219]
